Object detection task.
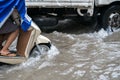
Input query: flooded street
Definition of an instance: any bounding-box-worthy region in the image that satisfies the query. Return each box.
[0,22,120,80]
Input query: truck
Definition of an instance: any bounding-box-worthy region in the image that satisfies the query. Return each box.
[25,0,120,32]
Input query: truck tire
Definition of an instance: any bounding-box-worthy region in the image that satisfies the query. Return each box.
[101,5,120,32]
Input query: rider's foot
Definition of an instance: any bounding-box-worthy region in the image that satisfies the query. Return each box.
[0,50,16,57]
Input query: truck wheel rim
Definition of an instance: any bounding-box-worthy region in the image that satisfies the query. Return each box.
[108,12,120,31]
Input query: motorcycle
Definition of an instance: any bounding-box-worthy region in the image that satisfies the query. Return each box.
[0,21,51,64]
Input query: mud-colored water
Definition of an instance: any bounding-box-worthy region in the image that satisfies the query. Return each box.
[0,24,120,80]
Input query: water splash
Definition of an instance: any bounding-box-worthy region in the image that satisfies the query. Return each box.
[6,45,59,73]
[1,28,120,80]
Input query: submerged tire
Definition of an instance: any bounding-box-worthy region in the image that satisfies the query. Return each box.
[30,44,50,57]
[101,5,120,32]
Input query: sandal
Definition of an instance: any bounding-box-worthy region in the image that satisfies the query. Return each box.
[0,51,17,57]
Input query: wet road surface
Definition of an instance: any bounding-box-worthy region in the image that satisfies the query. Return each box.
[0,21,120,80]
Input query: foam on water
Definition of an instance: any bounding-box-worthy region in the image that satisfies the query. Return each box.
[51,30,120,79]
[7,45,59,73]
[1,28,120,80]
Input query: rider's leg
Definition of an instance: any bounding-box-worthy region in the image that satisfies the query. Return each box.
[0,29,19,56]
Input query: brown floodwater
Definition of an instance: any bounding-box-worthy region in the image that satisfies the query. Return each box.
[0,21,120,80]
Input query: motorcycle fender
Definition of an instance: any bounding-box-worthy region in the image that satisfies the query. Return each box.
[36,35,51,44]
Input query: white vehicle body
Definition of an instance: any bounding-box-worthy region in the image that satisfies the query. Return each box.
[95,0,120,6]
[26,0,120,16]
[26,0,94,16]
[25,0,120,32]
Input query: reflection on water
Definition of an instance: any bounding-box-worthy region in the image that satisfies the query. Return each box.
[0,29,120,80]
